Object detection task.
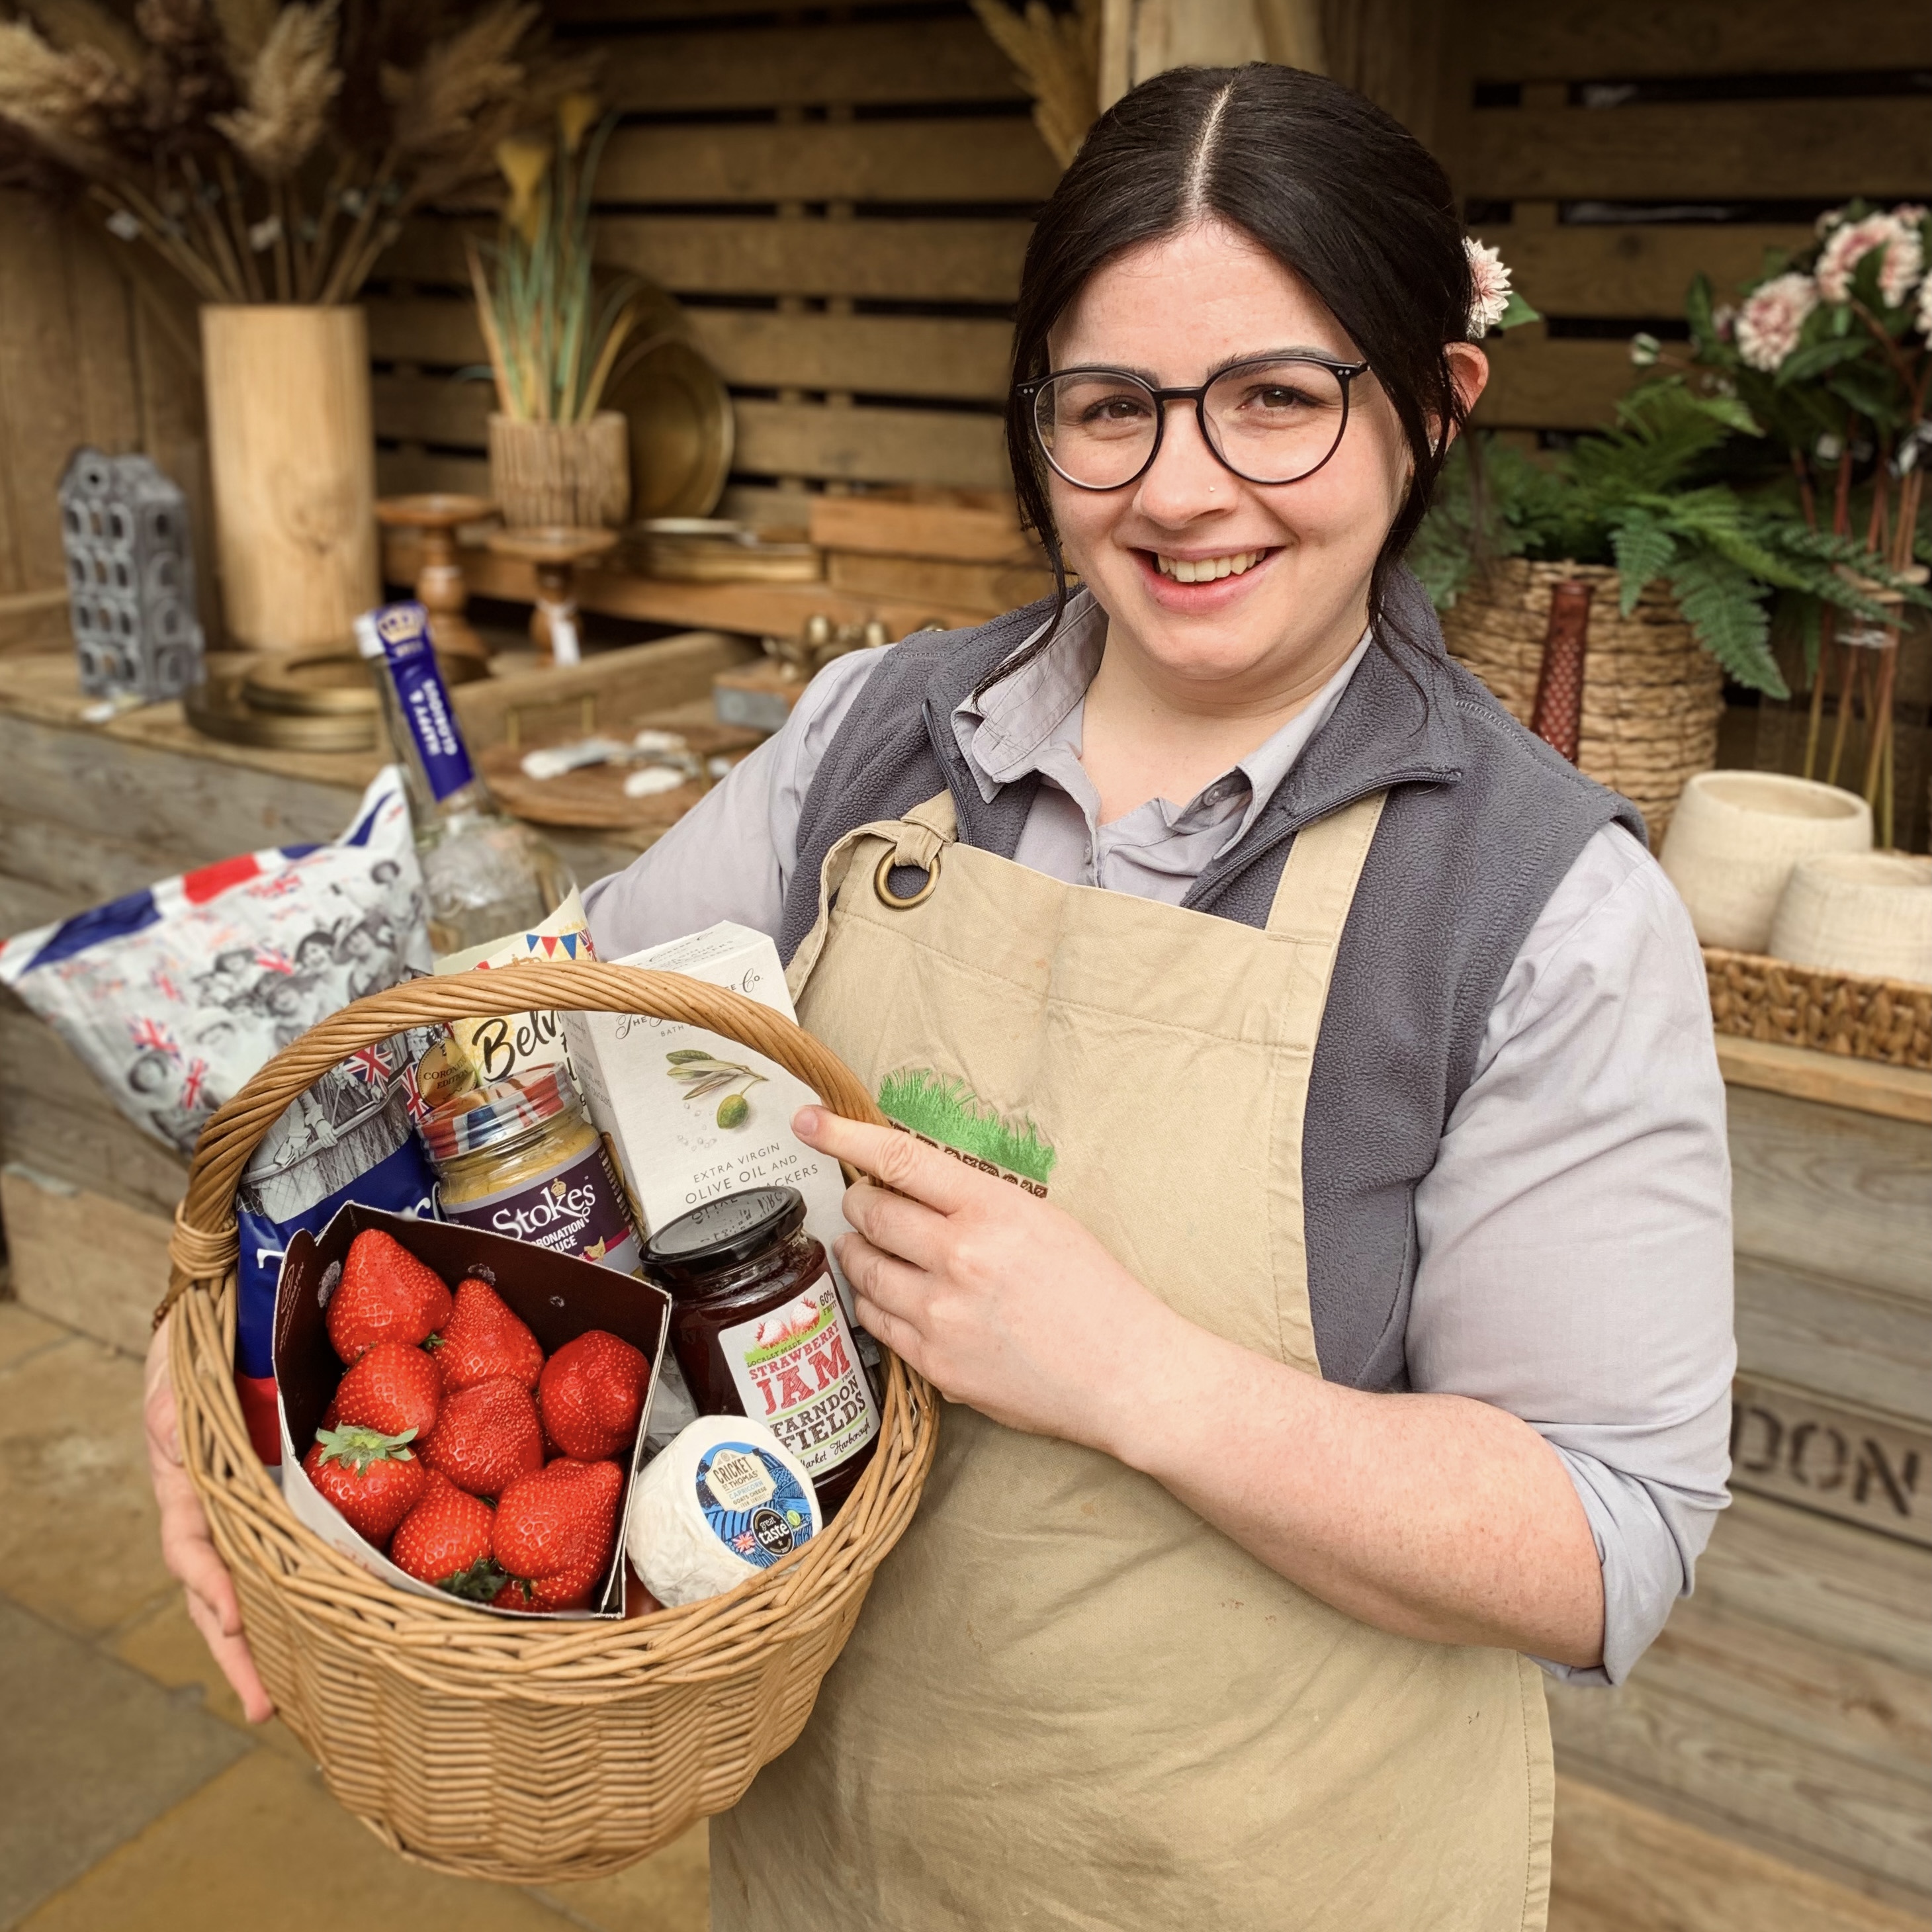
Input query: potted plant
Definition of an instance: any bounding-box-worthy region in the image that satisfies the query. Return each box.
[0,1,580,652]
[464,98,653,530]
[1415,380,1922,840]
[1667,202,1932,843]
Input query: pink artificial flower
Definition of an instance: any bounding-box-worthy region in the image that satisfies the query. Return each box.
[1816,211,1924,308]
[1464,238,1513,338]
[1735,273,1819,372]
[1712,303,1737,343]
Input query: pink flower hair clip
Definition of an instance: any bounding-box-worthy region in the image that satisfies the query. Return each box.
[1463,238,1537,339]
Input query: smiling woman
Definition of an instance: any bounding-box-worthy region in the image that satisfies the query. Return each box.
[155,58,1735,1932]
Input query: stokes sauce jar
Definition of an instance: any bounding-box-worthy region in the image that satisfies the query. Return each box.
[645,1186,879,1517]
[421,1066,643,1274]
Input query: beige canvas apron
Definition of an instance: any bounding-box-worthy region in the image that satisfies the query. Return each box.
[713,789,1554,1931]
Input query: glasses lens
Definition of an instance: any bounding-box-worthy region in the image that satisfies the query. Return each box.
[1033,372,1160,488]
[1202,359,1350,484]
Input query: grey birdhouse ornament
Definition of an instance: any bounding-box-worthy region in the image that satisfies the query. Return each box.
[60,449,205,702]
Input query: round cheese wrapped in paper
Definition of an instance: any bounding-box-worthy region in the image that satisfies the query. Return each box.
[626,1415,822,1606]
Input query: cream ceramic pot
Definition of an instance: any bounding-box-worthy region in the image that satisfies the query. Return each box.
[1769,852,1932,985]
[1659,772,1872,951]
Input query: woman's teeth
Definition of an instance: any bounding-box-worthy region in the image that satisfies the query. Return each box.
[1155,550,1265,583]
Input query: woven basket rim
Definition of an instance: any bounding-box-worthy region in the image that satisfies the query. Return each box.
[164,960,940,1687]
[1701,942,1932,998]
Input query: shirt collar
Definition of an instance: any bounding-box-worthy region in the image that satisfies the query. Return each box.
[949,586,1374,831]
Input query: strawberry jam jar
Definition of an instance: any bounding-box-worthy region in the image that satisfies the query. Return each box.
[645,1186,879,1518]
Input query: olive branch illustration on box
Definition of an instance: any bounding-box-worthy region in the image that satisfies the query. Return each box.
[666,1047,766,1129]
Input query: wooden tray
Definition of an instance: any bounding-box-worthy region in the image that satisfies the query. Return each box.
[479,719,762,833]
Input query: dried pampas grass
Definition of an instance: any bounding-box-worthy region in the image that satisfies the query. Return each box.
[212,0,339,178]
[3,0,584,306]
[970,0,1101,169]
[24,0,145,80]
[382,0,535,159]
[0,21,128,166]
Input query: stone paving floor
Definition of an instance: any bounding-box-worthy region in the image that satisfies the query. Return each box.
[0,1298,709,1932]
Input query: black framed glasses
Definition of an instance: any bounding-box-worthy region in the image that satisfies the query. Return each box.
[1016,354,1370,492]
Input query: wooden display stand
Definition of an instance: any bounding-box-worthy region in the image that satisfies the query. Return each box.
[0,631,760,1350]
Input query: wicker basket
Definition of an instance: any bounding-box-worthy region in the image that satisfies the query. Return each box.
[1704,945,1932,1069]
[1441,558,1724,844]
[158,962,939,1884]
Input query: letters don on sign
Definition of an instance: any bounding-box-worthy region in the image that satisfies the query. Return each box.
[1730,1374,1929,1548]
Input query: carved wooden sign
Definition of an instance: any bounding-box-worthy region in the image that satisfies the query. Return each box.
[1730,1375,1929,1548]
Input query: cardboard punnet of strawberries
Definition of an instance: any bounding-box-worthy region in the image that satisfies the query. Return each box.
[277,1204,673,1619]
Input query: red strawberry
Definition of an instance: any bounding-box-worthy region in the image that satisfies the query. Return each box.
[419,1376,544,1501]
[333,1340,442,1443]
[538,1331,650,1461]
[327,1231,454,1364]
[428,1278,543,1393]
[390,1471,503,1599]
[302,1426,426,1546]
[493,1458,623,1611]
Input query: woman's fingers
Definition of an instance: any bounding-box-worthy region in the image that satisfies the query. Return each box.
[794,1108,979,1213]
[842,1177,949,1271]
[144,1315,275,1723]
[836,1230,934,1329]
[183,1585,275,1723]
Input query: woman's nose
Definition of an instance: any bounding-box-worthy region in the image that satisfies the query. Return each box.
[1133,398,1230,525]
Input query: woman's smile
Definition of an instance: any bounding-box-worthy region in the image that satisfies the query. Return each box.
[1133,542,1281,611]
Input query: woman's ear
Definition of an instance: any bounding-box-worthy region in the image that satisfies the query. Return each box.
[1440,342,1491,443]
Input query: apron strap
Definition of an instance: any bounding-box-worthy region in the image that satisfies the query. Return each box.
[1261,789,1388,1048]
[785,790,958,999]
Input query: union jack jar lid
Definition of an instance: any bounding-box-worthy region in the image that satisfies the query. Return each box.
[420,1064,579,1164]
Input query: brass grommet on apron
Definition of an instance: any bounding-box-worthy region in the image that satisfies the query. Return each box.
[873,848,940,909]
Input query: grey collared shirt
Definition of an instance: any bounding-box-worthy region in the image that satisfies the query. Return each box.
[584,597,1735,1687]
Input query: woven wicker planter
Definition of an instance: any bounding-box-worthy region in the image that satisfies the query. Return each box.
[159,962,938,1884]
[488,412,631,529]
[1440,558,1724,844]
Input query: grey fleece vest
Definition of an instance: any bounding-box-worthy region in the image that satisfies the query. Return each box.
[777,571,1645,1393]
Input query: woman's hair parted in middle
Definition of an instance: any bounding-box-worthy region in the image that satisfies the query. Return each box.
[1000,63,1474,680]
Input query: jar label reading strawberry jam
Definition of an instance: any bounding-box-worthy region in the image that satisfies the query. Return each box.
[437,1142,643,1274]
[715,1279,879,1481]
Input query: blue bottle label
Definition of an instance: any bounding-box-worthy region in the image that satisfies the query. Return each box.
[694,1442,817,1569]
[372,602,473,801]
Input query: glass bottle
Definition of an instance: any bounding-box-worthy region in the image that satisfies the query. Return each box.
[354,601,576,960]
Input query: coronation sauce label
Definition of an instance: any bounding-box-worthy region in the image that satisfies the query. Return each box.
[437,1142,643,1274]
[716,1276,879,1480]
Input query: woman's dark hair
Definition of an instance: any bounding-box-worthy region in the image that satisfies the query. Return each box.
[997,63,1473,689]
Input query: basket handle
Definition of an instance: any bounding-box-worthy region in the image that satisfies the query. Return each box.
[159,961,886,1319]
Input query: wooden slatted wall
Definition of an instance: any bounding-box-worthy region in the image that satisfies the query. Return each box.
[1456,0,1932,436]
[369,0,1059,523]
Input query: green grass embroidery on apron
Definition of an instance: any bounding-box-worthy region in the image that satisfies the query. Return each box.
[875,1067,1057,1194]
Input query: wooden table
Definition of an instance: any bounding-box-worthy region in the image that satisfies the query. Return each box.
[0,635,759,1350]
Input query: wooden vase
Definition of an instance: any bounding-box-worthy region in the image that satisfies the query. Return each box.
[200,306,379,652]
[488,412,631,529]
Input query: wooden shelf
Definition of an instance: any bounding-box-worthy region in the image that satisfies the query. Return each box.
[382,535,995,640]
[1716,1035,1932,1127]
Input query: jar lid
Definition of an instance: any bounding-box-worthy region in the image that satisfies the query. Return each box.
[644,1186,807,1274]
[421,1064,578,1164]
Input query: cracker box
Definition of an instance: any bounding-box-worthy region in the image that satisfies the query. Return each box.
[561,924,857,1317]
[275,1204,670,1619]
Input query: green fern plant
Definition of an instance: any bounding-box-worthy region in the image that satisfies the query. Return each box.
[1417,380,1929,696]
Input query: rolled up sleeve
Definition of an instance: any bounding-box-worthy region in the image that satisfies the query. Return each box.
[1409,824,1735,1687]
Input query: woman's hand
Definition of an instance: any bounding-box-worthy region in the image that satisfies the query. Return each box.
[793,1107,1178,1452]
[797,1106,1605,1668]
[144,1318,275,1723]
